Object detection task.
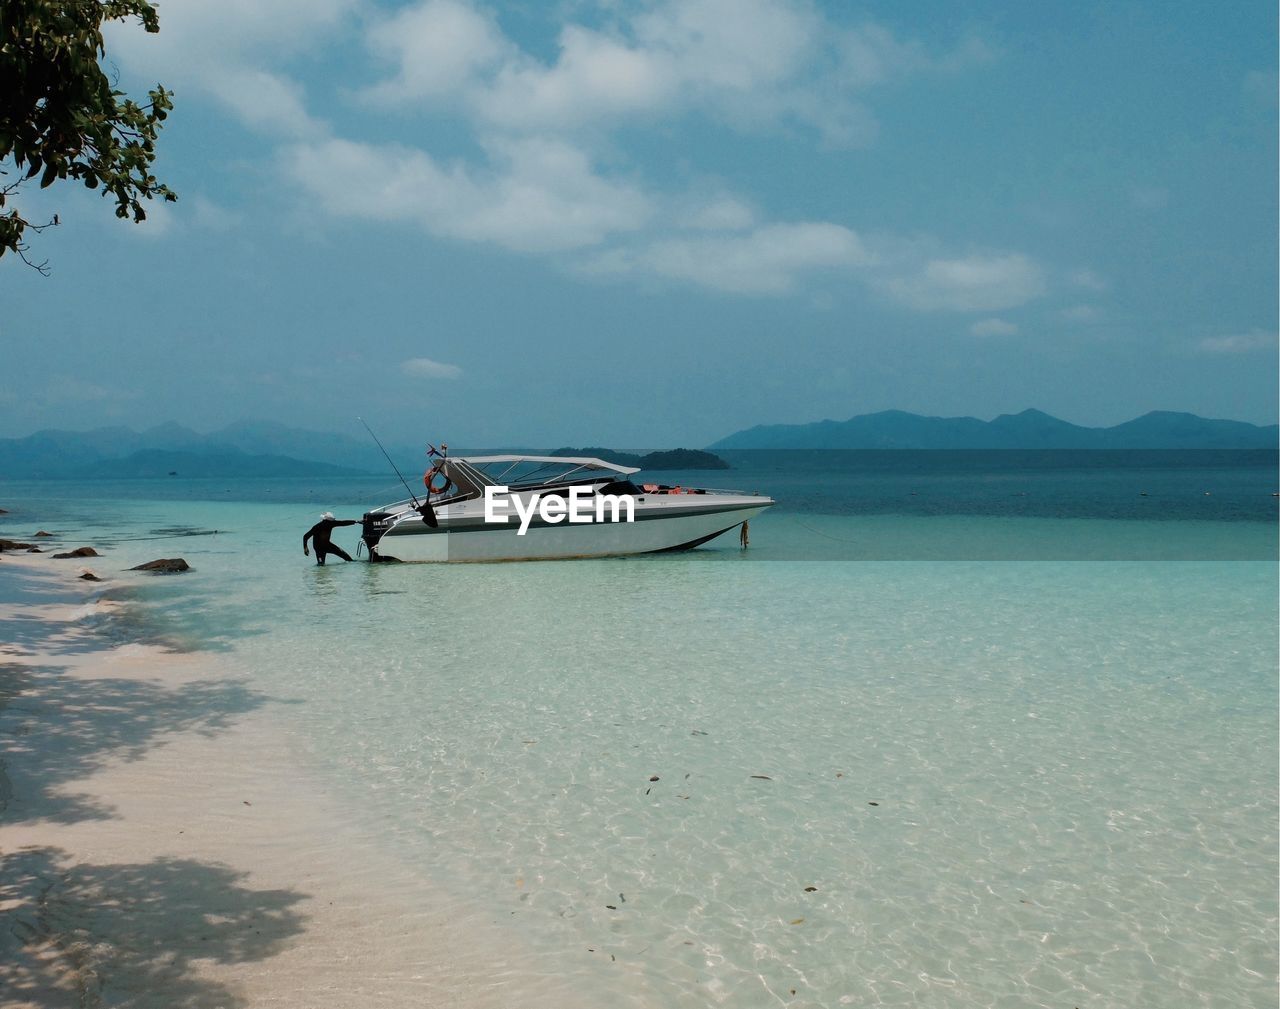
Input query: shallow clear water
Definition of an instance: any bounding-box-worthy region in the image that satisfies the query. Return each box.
[2,463,1276,1007]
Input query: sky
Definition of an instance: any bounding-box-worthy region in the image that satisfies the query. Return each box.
[2,0,1277,447]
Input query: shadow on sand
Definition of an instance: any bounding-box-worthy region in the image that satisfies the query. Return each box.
[1,659,278,824]
[0,579,308,1005]
[1,845,307,1008]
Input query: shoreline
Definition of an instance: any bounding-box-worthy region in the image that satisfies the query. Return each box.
[0,550,589,1008]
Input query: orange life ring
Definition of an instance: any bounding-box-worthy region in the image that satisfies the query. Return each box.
[424,465,452,496]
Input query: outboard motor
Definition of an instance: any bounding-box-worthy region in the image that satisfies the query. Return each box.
[361,510,394,561]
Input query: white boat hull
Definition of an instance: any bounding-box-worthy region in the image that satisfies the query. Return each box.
[371,496,769,563]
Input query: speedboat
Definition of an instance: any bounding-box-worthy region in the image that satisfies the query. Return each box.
[360,452,773,562]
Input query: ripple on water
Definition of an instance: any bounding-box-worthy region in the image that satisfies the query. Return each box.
[229,558,1279,1008]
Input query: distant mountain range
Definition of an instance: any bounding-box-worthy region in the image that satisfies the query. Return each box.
[709,409,1279,450]
[2,411,1274,480]
[0,421,393,479]
[0,422,731,478]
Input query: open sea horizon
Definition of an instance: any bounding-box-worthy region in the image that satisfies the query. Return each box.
[2,449,1276,1006]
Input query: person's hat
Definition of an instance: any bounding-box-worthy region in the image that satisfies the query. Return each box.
[321,511,335,520]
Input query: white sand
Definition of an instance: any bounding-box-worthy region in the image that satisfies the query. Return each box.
[0,553,590,1008]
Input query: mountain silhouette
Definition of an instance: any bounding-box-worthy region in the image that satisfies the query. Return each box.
[710,409,1278,449]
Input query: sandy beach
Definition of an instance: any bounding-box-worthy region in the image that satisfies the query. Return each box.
[0,550,586,1009]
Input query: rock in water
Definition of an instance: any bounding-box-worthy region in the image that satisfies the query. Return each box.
[130,558,190,573]
[0,538,33,552]
[53,546,99,558]
[79,571,101,581]
[34,530,53,537]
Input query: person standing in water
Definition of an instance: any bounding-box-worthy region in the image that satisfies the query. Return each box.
[304,512,358,565]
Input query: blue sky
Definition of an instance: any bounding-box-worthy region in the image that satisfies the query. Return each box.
[2,0,1276,446]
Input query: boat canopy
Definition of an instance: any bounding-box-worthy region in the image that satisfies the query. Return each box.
[436,455,641,501]
[454,455,640,475]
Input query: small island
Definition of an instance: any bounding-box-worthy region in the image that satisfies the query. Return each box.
[551,447,730,470]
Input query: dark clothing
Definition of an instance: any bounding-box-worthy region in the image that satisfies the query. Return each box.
[315,543,353,564]
[304,519,357,565]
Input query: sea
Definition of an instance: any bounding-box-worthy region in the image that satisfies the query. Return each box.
[2,449,1277,1008]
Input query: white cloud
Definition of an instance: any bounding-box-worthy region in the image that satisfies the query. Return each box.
[281,125,1049,306]
[107,0,354,59]
[401,357,463,379]
[364,0,510,105]
[1068,268,1108,292]
[123,195,176,238]
[477,25,676,130]
[358,0,818,133]
[969,317,1018,337]
[359,0,989,146]
[1061,304,1100,323]
[465,137,653,250]
[112,192,241,239]
[882,253,1046,311]
[104,0,352,137]
[103,0,1036,308]
[682,195,756,231]
[835,23,992,88]
[579,227,1053,307]
[835,23,919,88]
[587,222,870,295]
[282,135,651,252]
[634,0,817,92]
[1197,330,1277,354]
[207,68,325,139]
[190,195,239,232]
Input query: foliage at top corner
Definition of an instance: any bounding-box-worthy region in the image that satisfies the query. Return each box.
[0,0,177,270]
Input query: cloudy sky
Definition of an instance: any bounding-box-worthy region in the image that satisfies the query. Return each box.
[3,0,1276,445]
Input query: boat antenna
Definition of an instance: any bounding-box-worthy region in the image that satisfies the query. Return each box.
[358,417,420,507]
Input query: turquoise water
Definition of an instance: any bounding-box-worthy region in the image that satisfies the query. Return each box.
[1,469,1276,1007]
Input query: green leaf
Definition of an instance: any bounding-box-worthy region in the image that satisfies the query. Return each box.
[2,0,176,265]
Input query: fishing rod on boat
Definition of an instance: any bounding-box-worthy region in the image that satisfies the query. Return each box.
[357,417,437,528]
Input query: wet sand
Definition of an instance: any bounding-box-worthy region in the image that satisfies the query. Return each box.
[0,552,583,1008]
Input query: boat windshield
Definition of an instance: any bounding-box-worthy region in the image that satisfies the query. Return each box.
[443,455,639,497]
